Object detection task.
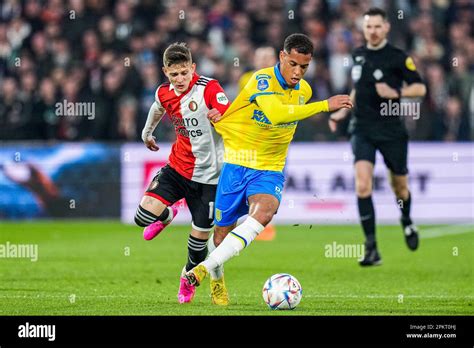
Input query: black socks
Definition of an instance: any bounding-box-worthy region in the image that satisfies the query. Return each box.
[398,192,412,226]
[185,235,208,272]
[358,196,376,249]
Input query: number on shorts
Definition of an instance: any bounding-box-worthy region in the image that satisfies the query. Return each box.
[209,201,214,219]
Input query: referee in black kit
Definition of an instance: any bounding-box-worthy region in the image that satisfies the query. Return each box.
[329,7,426,266]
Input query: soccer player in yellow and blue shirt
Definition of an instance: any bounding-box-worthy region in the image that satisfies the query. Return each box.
[185,34,353,294]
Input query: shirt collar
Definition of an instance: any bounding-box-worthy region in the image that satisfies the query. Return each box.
[367,39,388,51]
[274,63,300,90]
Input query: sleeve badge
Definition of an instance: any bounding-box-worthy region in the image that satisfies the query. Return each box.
[405,57,417,71]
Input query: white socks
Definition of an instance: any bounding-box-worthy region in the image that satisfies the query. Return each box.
[207,237,224,280]
[202,217,264,271]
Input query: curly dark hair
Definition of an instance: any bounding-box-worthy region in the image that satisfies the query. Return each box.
[283,33,314,55]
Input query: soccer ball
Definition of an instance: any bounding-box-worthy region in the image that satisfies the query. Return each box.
[262,273,303,310]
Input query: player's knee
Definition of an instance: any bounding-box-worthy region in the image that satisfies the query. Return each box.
[134,205,156,227]
[356,180,372,197]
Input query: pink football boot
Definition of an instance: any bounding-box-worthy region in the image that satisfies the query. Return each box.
[143,206,178,241]
[178,276,196,304]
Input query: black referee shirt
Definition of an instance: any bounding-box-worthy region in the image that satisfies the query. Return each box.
[349,43,423,140]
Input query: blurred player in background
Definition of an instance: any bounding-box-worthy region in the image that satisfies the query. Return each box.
[238,47,277,92]
[329,8,426,266]
[185,33,353,290]
[238,46,278,241]
[134,42,230,304]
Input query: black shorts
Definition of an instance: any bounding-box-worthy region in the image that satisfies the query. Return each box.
[350,134,408,175]
[145,164,216,231]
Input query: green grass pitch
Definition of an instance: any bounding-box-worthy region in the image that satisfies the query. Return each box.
[0,221,472,315]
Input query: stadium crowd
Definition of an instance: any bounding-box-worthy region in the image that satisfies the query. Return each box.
[0,0,472,142]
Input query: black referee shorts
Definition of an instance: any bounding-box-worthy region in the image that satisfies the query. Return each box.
[144,164,216,231]
[350,134,409,175]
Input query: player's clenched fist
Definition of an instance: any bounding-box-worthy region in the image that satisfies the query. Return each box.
[327,95,353,111]
[144,135,159,151]
[207,108,222,123]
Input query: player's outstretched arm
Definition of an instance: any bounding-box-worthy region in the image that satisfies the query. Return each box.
[204,80,230,124]
[255,93,352,125]
[142,101,165,151]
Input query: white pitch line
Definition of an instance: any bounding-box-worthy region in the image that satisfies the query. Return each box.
[301,294,474,299]
[0,294,148,298]
[420,224,474,239]
[0,294,472,300]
